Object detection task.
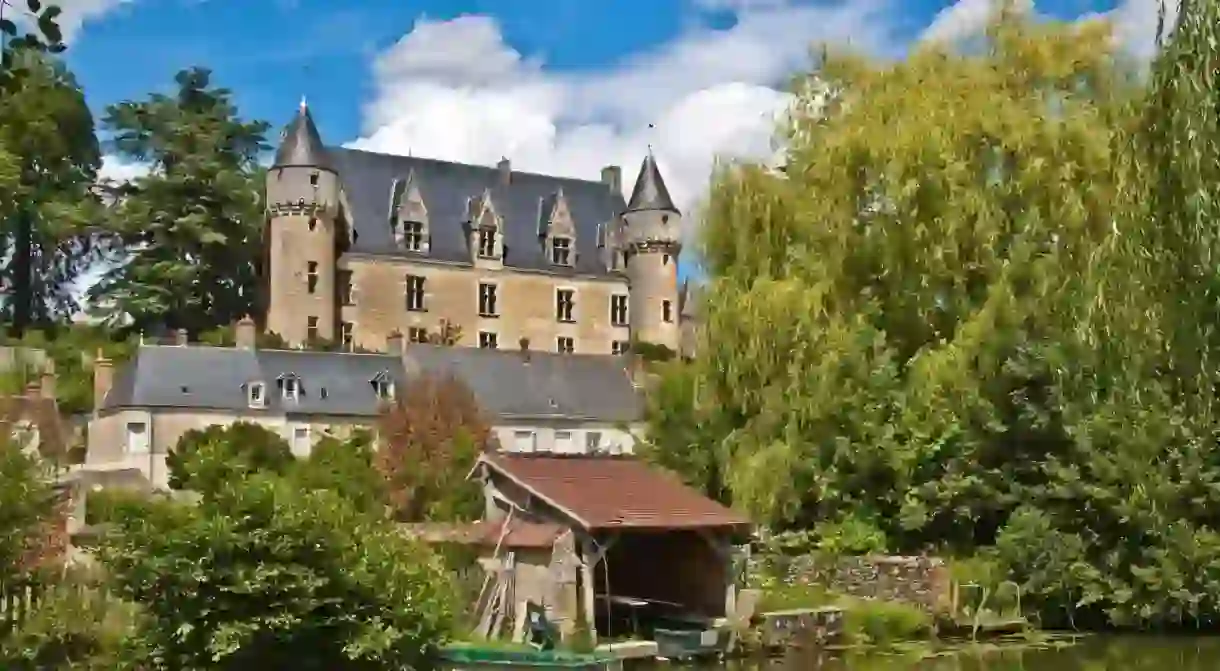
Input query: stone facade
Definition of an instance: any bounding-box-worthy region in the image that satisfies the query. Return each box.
[264,102,691,357]
[755,553,953,613]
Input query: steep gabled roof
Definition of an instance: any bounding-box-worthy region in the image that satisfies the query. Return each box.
[626,152,678,214]
[273,101,332,171]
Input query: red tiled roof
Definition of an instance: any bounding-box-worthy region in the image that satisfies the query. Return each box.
[478,453,751,531]
[400,519,563,549]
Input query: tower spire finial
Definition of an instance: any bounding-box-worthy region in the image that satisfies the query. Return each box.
[299,95,308,112]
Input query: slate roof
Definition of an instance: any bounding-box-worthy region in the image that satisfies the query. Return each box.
[273,102,332,171]
[100,344,642,422]
[330,148,628,277]
[478,453,751,532]
[626,152,679,214]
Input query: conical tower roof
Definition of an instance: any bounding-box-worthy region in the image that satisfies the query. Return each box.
[272,99,332,171]
[626,151,678,214]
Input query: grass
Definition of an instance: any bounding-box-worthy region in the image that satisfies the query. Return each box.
[755,580,934,646]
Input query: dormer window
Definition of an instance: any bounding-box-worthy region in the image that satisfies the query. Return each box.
[402,221,424,252]
[248,382,266,408]
[478,228,497,258]
[551,237,572,266]
[278,374,302,402]
[370,371,395,401]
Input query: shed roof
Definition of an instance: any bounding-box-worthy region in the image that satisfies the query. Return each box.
[477,453,750,532]
[400,519,563,549]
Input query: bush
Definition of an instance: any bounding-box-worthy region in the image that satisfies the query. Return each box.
[0,579,147,670]
[840,598,933,645]
[165,421,294,493]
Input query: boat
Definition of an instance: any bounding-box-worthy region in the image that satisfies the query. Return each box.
[438,644,618,670]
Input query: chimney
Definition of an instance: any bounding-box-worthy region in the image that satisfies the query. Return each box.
[175,328,189,346]
[93,350,113,412]
[601,165,621,194]
[498,157,511,185]
[39,361,55,401]
[386,330,405,356]
[235,316,257,350]
[519,337,531,363]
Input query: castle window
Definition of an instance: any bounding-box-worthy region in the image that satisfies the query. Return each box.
[308,217,317,232]
[610,295,628,326]
[663,254,671,265]
[405,275,426,312]
[612,340,630,355]
[338,270,354,305]
[248,382,266,408]
[310,172,319,187]
[551,237,572,266]
[557,336,574,354]
[278,374,301,402]
[306,316,318,342]
[662,300,673,323]
[479,283,499,317]
[478,331,499,349]
[555,289,575,323]
[408,327,429,343]
[340,321,354,349]
[402,221,424,252]
[307,261,318,294]
[478,228,497,258]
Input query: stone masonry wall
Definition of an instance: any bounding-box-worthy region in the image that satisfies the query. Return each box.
[754,554,953,613]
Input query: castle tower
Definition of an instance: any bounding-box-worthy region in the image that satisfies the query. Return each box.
[622,151,682,351]
[265,99,340,347]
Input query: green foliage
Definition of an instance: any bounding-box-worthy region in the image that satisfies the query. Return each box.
[840,598,933,645]
[645,5,1220,630]
[164,422,294,494]
[98,471,457,670]
[291,430,388,516]
[0,579,147,670]
[0,429,55,581]
[0,2,68,87]
[0,47,102,334]
[90,67,269,336]
[1,325,137,414]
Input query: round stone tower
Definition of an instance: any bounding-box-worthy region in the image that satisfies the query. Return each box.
[265,99,341,347]
[622,151,682,351]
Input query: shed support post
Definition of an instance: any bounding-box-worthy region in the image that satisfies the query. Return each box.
[579,534,618,645]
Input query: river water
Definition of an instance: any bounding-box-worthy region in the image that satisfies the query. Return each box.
[682,636,1220,670]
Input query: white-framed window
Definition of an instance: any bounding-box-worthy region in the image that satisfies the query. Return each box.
[478,331,499,349]
[479,282,499,317]
[512,430,536,453]
[478,228,497,258]
[279,374,301,402]
[611,340,630,356]
[371,372,395,401]
[551,237,572,266]
[555,431,573,453]
[341,322,354,349]
[125,421,149,454]
[610,294,628,326]
[408,326,429,343]
[248,382,266,408]
[406,275,426,311]
[402,220,424,252]
[555,289,575,323]
[307,261,318,294]
[557,336,574,354]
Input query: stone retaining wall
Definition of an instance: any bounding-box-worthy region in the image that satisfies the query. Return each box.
[753,553,952,613]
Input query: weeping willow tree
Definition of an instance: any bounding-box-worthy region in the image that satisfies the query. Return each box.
[645,0,1220,628]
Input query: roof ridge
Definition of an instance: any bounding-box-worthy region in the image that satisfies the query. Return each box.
[331,147,620,190]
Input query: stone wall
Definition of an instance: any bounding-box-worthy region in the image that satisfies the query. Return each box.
[754,553,952,613]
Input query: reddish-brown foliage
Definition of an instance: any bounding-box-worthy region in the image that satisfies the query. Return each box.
[375,373,496,522]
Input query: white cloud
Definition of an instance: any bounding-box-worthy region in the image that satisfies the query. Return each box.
[346,1,899,246]
[8,0,134,43]
[920,0,1178,60]
[97,154,148,184]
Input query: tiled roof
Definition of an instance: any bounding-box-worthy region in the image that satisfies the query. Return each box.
[101,344,642,422]
[478,453,751,532]
[400,519,563,549]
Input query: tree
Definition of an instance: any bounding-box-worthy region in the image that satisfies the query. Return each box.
[165,422,294,494]
[90,67,269,336]
[0,425,56,582]
[376,374,491,522]
[97,471,457,670]
[291,430,388,516]
[0,49,102,335]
